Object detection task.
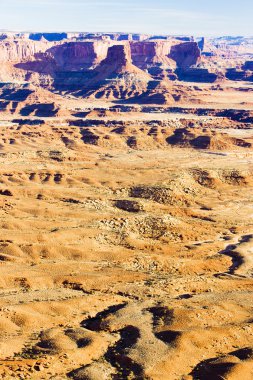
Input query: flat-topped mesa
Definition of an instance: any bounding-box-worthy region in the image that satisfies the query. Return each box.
[48,41,111,70]
[130,41,175,69]
[170,42,201,69]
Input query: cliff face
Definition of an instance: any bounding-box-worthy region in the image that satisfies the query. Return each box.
[72,44,152,100]
[0,39,110,69]
[48,41,110,70]
[99,44,134,73]
[1,38,201,70]
[85,43,151,84]
[2,35,252,96]
[170,42,201,69]
[0,38,201,75]
[130,41,175,69]
[0,38,52,63]
[5,40,112,89]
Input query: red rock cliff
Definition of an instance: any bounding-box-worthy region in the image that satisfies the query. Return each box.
[85,43,151,89]
[48,41,111,69]
[0,38,52,63]
[170,42,201,69]
[130,41,174,69]
[100,44,135,73]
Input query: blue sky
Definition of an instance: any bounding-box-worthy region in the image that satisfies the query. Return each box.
[1,0,252,36]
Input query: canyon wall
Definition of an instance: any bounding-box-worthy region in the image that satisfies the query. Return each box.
[0,38,52,63]
[47,41,111,69]
[130,41,173,69]
[0,35,252,90]
[170,42,201,69]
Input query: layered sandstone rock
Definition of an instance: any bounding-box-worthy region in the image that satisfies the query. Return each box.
[130,41,175,69]
[14,41,111,73]
[0,37,51,63]
[87,43,151,79]
[10,41,112,91]
[73,44,151,99]
[170,42,201,69]
[1,34,252,99]
[226,68,253,82]
[47,41,111,70]
[100,44,134,73]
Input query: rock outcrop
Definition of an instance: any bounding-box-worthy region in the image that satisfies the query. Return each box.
[176,68,218,83]
[0,37,51,63]
[167,128,252,150]
[170,42,201,69]
[130,41,175,70]
[73,44,151,99]
[197,37,205,51]
[226,61,253,82]
[48,41,110,70]
[1,34,252,100]
[14,41,111,73]
[98,44,137,74]
[126,80,175,105]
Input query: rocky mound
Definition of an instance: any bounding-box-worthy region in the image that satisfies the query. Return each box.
[126,80,175,105]
[0,83,64,116]
[93,43,144,75]
[129,172,201,206]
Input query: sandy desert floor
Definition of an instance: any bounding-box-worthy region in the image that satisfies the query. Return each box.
[0,85,253,379]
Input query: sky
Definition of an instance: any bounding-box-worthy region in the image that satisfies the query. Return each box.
[0,0,252,37]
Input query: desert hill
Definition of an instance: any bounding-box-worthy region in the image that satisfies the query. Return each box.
[0,31,252,380]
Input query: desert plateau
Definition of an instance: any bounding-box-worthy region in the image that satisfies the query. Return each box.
[0,28,252,380]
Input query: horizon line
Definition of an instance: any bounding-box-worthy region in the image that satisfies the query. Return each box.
[1,30,253,39]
